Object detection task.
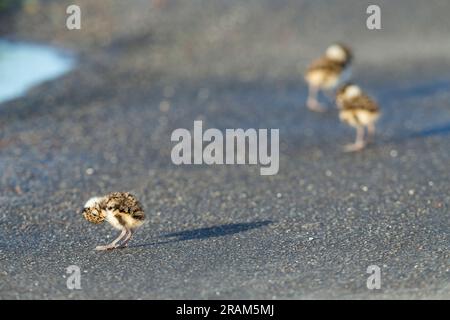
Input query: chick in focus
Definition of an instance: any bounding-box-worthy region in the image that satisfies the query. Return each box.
[82,192,145,251]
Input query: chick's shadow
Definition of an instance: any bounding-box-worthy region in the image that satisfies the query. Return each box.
[131,220,273,248]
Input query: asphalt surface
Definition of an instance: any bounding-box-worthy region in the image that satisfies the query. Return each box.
[0,0,449,299]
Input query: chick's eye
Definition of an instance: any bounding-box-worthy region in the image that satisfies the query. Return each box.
[107,206,114,211]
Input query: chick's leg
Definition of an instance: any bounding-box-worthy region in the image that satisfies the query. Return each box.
[345,126,366,152]
[367,123,376,143]
[307,85,326,112]
[95,228,127,251]
[119,228,133,248]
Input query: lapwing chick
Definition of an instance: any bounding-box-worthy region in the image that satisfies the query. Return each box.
[336,83,381,152]
[304,43,353,112]
[82,192,145,251]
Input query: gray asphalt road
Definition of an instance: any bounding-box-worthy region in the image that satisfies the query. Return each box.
[0,0,449,299]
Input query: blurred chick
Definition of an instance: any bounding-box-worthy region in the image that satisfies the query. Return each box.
[304,43,353,112]
[336,83,381,152]
[82,192,145,251]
